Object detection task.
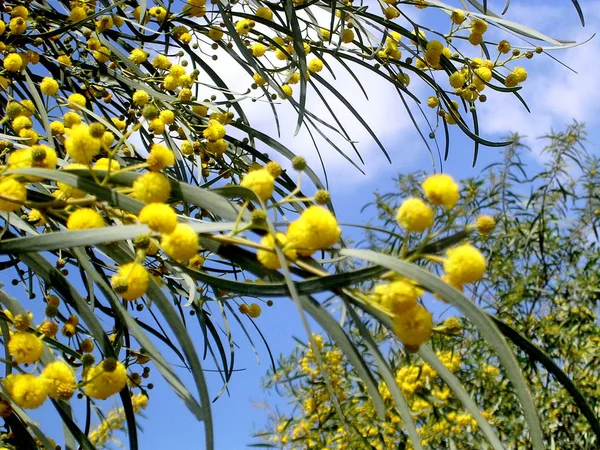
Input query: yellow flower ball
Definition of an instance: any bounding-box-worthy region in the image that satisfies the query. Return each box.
[208,26,223,41]
[41,361,76,400]
[251,43,266,57]
[443,243,486,284]
[427,96,439,108]
[341,29,354,44]
[67,93,87,110]
[422,174,460,209]
[5,53,24,74]
[279,84,293,98]
[40,77,59,96]
[203,119,226,142]
[257,233,297,270]
[374,279,421,315]
[147,144,175,171]
[0,178,26,212]
[152,55,172,70]
[308,58,324,73]
[471,18,488,34]
[159,109,175,125]
[449,72,465,89]
[287,206,341,256]
[84,360,128,400]
[65,124,102,164]
[112,262,149,301]
[253,73,266,87]
[255,6,273,20]
[161,223,200,262]
[247,303,262,318]
[149,118,165,134]
[206,139,228,156]
[129,48,148,64]
[451,9,465,25]
[139,203,178,234]
[133,172,171,203]
[513,66,528,83]
[392,304,433,348]
[8,331,44,364]
[240,168,274,202]
[475,215,496,235]
[132,90,150,106]
[93,158,120,171]
[5,374,48,409]
[66,208,105,230]
[396,198,434,232]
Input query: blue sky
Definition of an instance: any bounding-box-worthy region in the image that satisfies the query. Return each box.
[4,1,600,449]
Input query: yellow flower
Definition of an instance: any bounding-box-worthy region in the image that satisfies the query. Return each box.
[66,208,105,230]
[57,163,88,198]
[132,90,150,106]
[251,43,266,57]
[147,144,175,171]
[64,112,81,128]
[240,168,274,202]
[308,58,324,73]
[280,84,293,98]
[159,110,175,124]
[8,331,44,364]
[206,139,228,156]
[374,280,420,315]
[40,77,59,96]
[422,174,460,209]
[247,303,262,318]
[253,73,266,87]
[396,198,434,232]
[149,6,167,21]
[149,118,165,134]
[38,321,58,338]
[84,360,128,400]
[257,233,297,269]
[471,18,488,34]
[112,262,149,301]
[129,49,148,64]
[203,119,226,142]
[392,304,433,348]
[341,29,354,43]
[449,72,465,89]
[12,116,31,132]
[427,96,440,108]
[235,19,253,35]
[93,158,120,171]
[208,27,223,41]
[133,172,171,203]
[161,223,200,262]
[256,6,273,20]
[5,374,48,409]
[287,206,341,256]
[0,178,26,212]
[3,53,23,72]
[451,9,465,24]
[41,361,76,400]
[65,124,102,164]
[513,66,528,83]
[68,93,87,110]
[475,215,495,235]
[139,203,178,234]
[443,244,486,284]
[152,55,172,70]
[57,54,72,67]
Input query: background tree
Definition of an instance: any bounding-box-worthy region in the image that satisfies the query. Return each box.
[0,0,590,449]
[259,122,600,449]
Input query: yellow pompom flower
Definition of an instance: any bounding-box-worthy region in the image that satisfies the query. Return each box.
[427,96,440,108]
[8,331,44,364]
[112,262,149,301]
[161,223,200,262]
[5,374,48,409]
[341,29,354,43]
[287,206,341,256]
[253,73,266,87]
[65,124,102,164]
[203,119,226,142]
[41,361,76,400]
[40,77,59,96]
[0,178,26,212]
[422,174,460,209]
[513,67,528,83]
[240,168,274,202]
[308,58,324,73]
[206,139,228,156]
[148,118,165,134]
[147,144,175,171]
[449,72,465,89]
[84,360,128,400]
[159,110,175,124]
[279,84,293,98]
[247,303,262,318]
[129,49,148,64]
[66,208,105,230]
[139,203,178,234]
[471,18,488,34]
[4,53,23,72]
[208,27,223,41]
[396,198,434,232]
[133,172,171,203]
[152,55,172,70]
[392,304,433,348]
[251,43,266,57]
[149,6,167,21]
[58,163,88,198]
[93,158,120,171]
[257,233,297,270]
[235,19,253,35]
[451,9,465,24]
[12,115,32,133]
[68,93,87,110]
[132,90,150,106]
[443,243,486,284]
[374,280,421,315]
[475,215,496,235]
[256,6,273,20]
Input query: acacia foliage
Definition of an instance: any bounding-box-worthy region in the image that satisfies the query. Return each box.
[259,123,600,449]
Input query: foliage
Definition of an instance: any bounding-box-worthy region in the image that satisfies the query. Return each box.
[259,123,600,449]
[0,0,589,448]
